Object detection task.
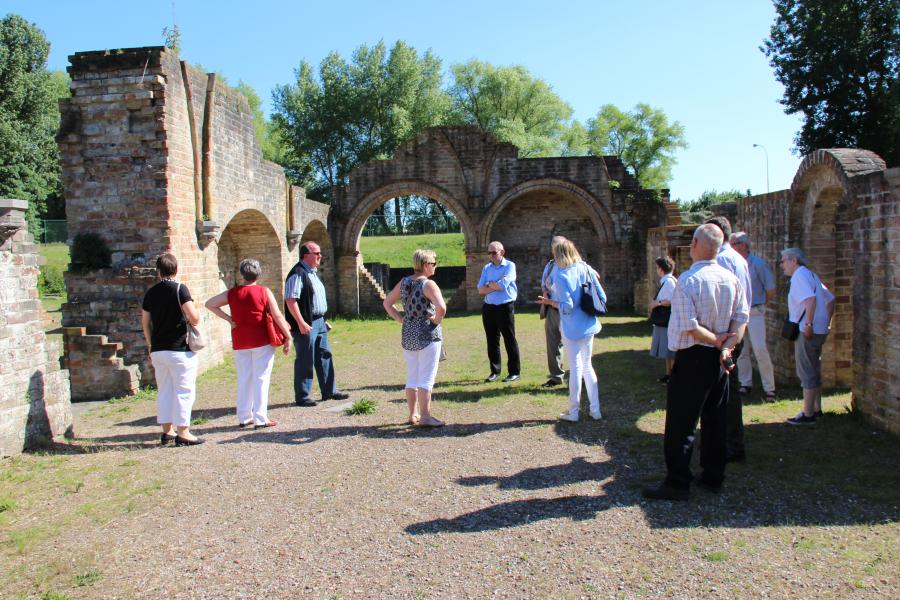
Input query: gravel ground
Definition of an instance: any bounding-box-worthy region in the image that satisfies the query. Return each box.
[2,314,897,599]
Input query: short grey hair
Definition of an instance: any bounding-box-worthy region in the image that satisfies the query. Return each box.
[239,258,261,282]
[693,223,724,252]
[731,231,751,248]
[780,247,807,266]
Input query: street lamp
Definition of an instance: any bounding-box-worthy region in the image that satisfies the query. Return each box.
[752,143,770,194]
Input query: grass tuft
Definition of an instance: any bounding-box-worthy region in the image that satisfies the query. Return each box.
[0,497,16,512]
[74,569,101,587]
[345,398,377,415]
[703,551,728,562]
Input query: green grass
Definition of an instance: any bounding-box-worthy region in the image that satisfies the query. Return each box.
[38,243,70,271]
[359,232,464,267]
[345,398,378,415]
[73,569,101,586]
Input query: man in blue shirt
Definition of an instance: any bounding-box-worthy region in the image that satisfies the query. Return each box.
[731,232,777,400]
[284,242,350,406]
[478,241,521,382]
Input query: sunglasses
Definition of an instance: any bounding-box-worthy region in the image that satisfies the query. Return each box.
[487,251,499,255]
[309,252,322,256]
[425,261,437,266]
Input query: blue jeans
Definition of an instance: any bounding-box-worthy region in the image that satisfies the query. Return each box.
[292,318,336,402]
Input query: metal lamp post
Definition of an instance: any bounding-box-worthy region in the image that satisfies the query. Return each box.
[752,143,770,194]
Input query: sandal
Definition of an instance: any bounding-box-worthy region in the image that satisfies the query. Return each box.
[764,391,777,401]
[738,386,752,395]
[254,419,278,429]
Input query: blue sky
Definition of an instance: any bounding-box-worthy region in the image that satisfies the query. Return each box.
[8,0,805,201]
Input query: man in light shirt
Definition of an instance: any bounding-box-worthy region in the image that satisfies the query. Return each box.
[539,236,567,387]
[731,232,777,400]
[643,224,749,501]
[478,241,521,383]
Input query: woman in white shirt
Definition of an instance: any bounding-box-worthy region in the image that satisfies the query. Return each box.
[780,248,835,425]
[649,257,677,384]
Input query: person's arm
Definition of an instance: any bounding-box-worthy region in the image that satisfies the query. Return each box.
[494,262,516,291]
[265,289,293,354]
[141,310,153,357]
[382,282,404,323]
[181,300,200,326]
[285,274,312,334]
[205,290,234,328]
[286,298,311,335]
[765,288,776,303]
[424,280,447,325]
[801,295,817,339]
[477,266,497,295]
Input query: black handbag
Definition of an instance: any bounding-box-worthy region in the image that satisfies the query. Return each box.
[650,305,671,327]
[781,309,805,341]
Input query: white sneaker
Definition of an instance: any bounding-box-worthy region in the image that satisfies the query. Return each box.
[558,412,579,422]
[589,411,602,420]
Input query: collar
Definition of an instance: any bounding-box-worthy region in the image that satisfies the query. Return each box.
[299,261,317,274]
[489,257,509,268]
[693,259,717,268]
[719,242,732,254]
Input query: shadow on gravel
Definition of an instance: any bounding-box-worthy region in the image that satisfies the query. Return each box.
[220,418,555,445]
[112,403,299,428]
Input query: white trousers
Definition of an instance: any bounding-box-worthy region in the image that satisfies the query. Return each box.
[403,342,442,390]
[151,350,199,427]
[561,335,599,416]
[737,305,776,392]
[234,344,276,425]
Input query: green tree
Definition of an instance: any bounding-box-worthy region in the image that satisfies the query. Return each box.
[272,40,450,200]
[677,189,745,224]
[585,103,687,189]
[448,60,573,157]
[235,81,286,164]
[763,0,900,164]
[0,14,66,235]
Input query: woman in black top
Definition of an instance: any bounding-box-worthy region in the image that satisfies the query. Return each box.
[140,253,204,446]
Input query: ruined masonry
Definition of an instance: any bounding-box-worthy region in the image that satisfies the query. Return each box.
[0,200,73,457]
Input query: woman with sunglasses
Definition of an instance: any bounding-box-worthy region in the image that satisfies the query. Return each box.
[383,249,446,426]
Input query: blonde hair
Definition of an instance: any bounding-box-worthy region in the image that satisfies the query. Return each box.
[552,239,582,268]
[412,249,436,273]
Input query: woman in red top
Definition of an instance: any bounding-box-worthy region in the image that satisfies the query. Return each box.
[206,259,292,428]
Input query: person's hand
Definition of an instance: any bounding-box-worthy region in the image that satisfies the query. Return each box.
[714,332,735,349]
[229,318,237,330]
[803,323,813,339]
[536,295,549,305]
[282,337,292,355]
[298,321,312,335]
[720,348,735,373]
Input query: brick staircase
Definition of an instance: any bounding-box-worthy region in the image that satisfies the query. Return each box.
[64,327,140,400]
[358,264,387,313]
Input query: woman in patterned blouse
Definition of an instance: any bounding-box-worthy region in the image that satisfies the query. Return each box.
[383,249,446,427]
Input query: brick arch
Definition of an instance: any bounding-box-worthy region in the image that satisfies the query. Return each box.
[217,209,283,295]
[787,149,884,387]
[479,179,616,248]
[339,180,476,251]
[299,219,335,289]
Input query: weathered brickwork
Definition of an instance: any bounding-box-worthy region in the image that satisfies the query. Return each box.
[646,149,899,433]
[332,127,672,314]
[58,47,329,398]
[0,200,72,457]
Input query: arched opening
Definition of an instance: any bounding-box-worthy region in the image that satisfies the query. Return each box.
[790,168,853,388]
[217,209,284,302]
[358,194,466,309]
[482,183,616,307]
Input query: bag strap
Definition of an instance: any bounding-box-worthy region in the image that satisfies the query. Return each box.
[174,282,186,322]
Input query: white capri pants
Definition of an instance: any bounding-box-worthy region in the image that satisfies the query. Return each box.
[562,335,600,417]
[234,344,276,425]
[403,342,442,390]
[151,350,199,427]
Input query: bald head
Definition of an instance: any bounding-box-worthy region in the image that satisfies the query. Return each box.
[692,224,724,260]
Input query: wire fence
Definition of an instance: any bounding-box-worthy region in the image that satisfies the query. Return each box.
[362,214,461,237]
[42,220,67,244]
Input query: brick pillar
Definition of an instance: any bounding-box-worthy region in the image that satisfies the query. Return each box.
[0,200,73,457]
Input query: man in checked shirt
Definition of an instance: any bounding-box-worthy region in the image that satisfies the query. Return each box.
[643,224,749,501]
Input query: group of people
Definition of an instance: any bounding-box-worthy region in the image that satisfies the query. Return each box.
[642,216,835,500]
[141,218,837,502]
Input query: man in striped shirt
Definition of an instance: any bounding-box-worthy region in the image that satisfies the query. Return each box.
[643,224,749,501]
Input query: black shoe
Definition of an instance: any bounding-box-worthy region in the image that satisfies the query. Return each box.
[657,374,669,383]
[541,378,563,388]
[174,435,204,446]
[696,478,722,493]
[787,413,817,425]
[725,451,746,464]
[324,392,350,401]
[295,399,317,407]
[160,433,176,446]
[642,484,689,501]
[503,374,520,383]
[484,373,499,383]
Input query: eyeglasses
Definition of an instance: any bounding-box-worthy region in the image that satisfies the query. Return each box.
[309,252,322,256]
[487,251,499,255]
[425,261,437,266]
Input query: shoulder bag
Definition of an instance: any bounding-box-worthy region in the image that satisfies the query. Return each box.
[177,283,206,351]
[579,265,608,316]
[781,309,805,341]
[265,291,287,347]
[649,282,671,327]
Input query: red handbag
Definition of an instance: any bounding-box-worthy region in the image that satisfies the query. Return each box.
[265,300,286,346]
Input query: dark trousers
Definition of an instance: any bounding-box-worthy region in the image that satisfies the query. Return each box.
[664,345,730,489]
[482,302,520,376]
[292,318,336,402]
[726,341,744,457]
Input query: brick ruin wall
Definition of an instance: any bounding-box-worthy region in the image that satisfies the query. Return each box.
[0,201,72,457]
[58,47,329,399]
[644,150,899,434]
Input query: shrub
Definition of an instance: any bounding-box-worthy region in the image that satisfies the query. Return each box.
[70,232,111,272]
[38,264,65,296]
[345,398,377,415]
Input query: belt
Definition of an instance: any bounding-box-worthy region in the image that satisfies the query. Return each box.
[311,314,324,320]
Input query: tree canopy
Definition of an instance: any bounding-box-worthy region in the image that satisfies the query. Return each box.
[0,14,68,234]
[271,41,450,201]
[448,60,576,157]
[585,103,687,189]
[763,0,900,165]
